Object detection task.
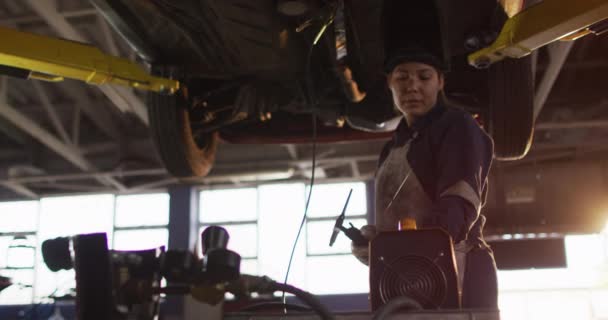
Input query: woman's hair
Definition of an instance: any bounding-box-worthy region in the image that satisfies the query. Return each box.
[439,88,470,113]
[438,89,449,106]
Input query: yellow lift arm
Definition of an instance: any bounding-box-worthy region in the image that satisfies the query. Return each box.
[470,0,608,68]
[0,0,605,90]
[0,26,179,94]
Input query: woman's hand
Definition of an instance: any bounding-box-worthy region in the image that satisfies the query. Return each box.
[350,225,377,266]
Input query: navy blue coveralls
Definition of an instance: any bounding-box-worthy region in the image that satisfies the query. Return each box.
[375,102,498,308]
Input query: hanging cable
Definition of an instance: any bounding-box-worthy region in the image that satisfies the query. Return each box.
[280,1,338,310]
[281,112,317,307]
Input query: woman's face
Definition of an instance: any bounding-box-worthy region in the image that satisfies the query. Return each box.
[387,62,444,121]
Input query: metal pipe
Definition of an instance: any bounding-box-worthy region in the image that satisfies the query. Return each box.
[536,119,608,130]
[533,41,574,121]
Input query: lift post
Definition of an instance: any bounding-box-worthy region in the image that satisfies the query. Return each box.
[469,0,608,68]
[0,25,179,94]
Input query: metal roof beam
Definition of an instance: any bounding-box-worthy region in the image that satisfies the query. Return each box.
[0,8,97,25]
[32,81,72,144]
[284,144,298,160]
[0,100,127,191]
[71,104,81,146]
[0,181,38,199]
[97,15,120,56]
[350,160,361,178]
[55,83,123,141]
[25,0,149,125]
[534,41,574,121]
[0,77,32,145]
[0,116,32,146]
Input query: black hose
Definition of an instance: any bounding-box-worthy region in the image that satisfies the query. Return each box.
[371,296,424,320]
[238,301,312,312]
[270,282,335,320]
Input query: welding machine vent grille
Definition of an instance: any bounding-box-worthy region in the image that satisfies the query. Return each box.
[378,255,448,308]
[370,230,460,310]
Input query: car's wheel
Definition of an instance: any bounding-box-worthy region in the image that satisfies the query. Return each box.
[488,55,535,160]
[147,67,218,178]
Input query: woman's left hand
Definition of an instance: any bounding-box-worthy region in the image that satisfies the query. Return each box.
[350,225,377,266]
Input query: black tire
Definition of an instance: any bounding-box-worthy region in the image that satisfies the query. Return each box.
[147,68,218,178]
[488,55,535,161]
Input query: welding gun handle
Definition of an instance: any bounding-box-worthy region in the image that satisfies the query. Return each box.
[344,224,368,246]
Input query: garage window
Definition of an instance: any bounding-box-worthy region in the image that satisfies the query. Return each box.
[200,188,259,275]
[0,193,169,305]
[0,201,38,305]
[304,182,369,294]
[113,193,170,251]
[199,181,369,295]
[35,194,115,302]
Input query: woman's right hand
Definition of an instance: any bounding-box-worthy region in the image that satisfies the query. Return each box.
[351,225,377,266]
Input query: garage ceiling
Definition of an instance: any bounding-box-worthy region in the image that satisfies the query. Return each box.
[0,0,606,201]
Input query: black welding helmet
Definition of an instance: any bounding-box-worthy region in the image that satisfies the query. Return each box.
[384,45,448,74]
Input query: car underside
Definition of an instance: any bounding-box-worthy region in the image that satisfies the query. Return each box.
[91,0,534,177]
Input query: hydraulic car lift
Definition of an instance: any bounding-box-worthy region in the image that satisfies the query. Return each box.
[469,0,608,68]
[0,24,179,94]
[0,0,606,94]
